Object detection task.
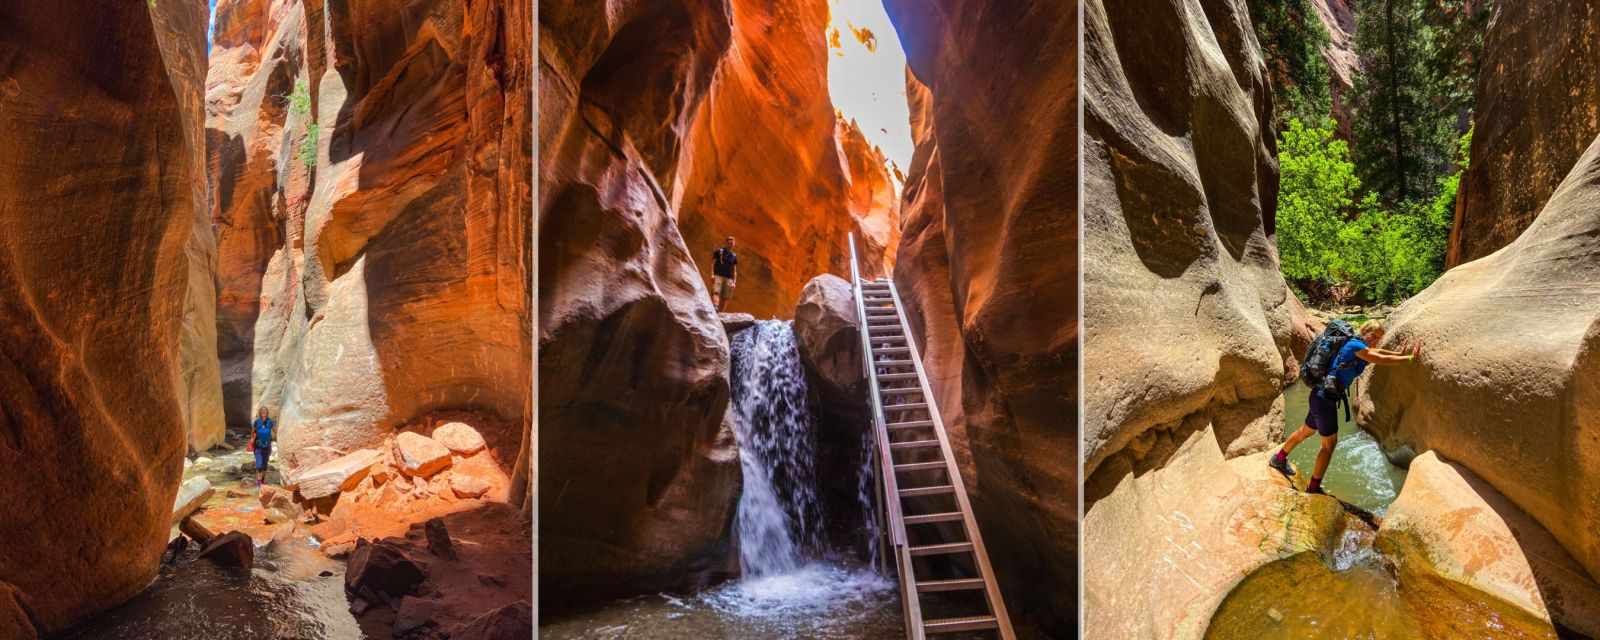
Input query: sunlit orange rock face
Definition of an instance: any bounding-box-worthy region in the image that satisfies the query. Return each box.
[206,0,530,475]
[1448,1,1600,267]
[0,1,209,633]
[882,1,1078,634]
[676,0,898,318]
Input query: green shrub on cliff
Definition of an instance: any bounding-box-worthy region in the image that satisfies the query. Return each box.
[1250,0,1334,127]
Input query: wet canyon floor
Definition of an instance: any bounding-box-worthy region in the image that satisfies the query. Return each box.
[1203,385,1572,639]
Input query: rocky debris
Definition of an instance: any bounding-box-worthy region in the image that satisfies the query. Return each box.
[346,539,427,605]
[793,274,865,404]
[1359,132,1600,591]
[1380,452,1600,636]
[1449,1,1600,266]
[294,449,383,500]
[288,446,346,483]
[540,0,742,610]
[882,0,1078,631]
[198,531,255,570]
[451,601,533,640]
[393,433,453,479]
[172,477,215,524]
[0,0,211,630]
[719,313,758,336]
[424,518,456,560]
[431,423,487,456]
[394,595,444,636]
[160,536,191,565]
[451,475,492,500]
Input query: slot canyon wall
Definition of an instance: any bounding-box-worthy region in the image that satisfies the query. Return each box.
[538,0,897,610]
[0,0,211,634]
[1359,0,1600,598]
[881,1,1078,634]
[1081,0,1337,637]
[1446,0,1600,267]
[205,0,531,478]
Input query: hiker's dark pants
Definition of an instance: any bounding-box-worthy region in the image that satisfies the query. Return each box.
[1305,391,1340,437]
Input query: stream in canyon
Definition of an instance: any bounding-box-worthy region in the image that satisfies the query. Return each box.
[52,449,362,639]
[540,321,901,639]
[1202,384,1562,639]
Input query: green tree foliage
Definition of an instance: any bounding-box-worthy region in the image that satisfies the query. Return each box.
[1424,0,1493,116]
[1277,118,1359,283]
[1350,0,1455,206]
[1250,0,1334,127]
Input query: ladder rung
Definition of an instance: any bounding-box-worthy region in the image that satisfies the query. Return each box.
[873,347,910,355]
[877,373,917,381]
[894,461,946,472]
[910,541,973,557]
[868,320,900,326]
[882,402,927,412]
[867,310,899,316]
[917,578,986,593]
[869,328,904,336]
[904,511,964,525]
[891,440,941,451]
[899,484,955,497]
[925,615,998,633]
[874,359,914,366]
[881,388,921,396]
[887,420,934,431]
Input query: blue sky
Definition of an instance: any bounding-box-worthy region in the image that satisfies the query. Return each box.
[207,0,217,50]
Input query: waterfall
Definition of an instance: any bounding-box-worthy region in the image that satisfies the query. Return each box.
[729,320,825,576]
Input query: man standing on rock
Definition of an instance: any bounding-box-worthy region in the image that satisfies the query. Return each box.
[711,235,738,312]
[248,406,275,487]
[1270,321,1420,495]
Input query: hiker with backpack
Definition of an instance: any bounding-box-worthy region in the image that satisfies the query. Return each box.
[248,406,275,487]
[1268,320,1420,494]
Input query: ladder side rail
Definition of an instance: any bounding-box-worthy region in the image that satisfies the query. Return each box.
[848,234,921,640]
[885,280,1016,640]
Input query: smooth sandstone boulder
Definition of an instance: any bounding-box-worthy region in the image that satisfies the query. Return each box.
[0,0,210,632]
[1358,133,1600,586]
[295,448,383,499]
[1379,452,1600,636]
[394,433,453,479]
[794,274,865,404]
[882,1,1078,632]
[172,477,216,524]
[432,422,487,456]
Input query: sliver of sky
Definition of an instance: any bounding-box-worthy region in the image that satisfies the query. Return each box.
[826,0,913,175]
[207,0,217,51]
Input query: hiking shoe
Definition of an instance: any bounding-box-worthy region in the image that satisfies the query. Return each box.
[1306,484,1327,495]
[1268,454,1295,477]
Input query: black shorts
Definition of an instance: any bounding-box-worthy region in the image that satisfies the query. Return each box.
[1305,391,1339,437]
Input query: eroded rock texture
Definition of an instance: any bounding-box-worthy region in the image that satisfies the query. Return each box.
[0,0,209,631]
[538,0,741,610]
[1358,133,1600,588]
[1082,0,1300,636]
[205,0,531,475]
[1312,0,1356,138]
[676,0,899,318]
[1448,1,1600,266]
[882,1,1077,634]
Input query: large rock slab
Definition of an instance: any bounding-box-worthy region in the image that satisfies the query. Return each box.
[393,434,452,479]
[881,1,1078,632]
[1358,132,1600,586]
[1448,1,1600,266]
[794,274,865,405]
[431,422,486,456]
[294,448,383,499]
[1379,452,1600,636]
[0,0,210,631]
[172,477,216,524]
[539,0,741,609]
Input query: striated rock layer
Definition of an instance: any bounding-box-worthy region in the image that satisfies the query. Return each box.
[882,1,1078,634]
[1358,132,1600,589]
[205,0,531,476]
[538,0,741,610]
[675,0,899,318]
[0,0,210,632]
[1082,0,1300,636]
[1448,1,1600,266]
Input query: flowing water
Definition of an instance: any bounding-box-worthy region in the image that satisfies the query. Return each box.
[1280,384,1407,515]
[1203,385,1560,639]
[541,321,899,639]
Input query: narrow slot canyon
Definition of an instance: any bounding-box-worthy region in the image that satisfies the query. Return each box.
[1,1,533,638]
[538,0,1076,638]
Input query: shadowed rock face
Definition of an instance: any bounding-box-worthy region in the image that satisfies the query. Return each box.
[0,0,209,632]
[676,0,899,318]
[882,1,1078,634]
[538,0,741,610]
[1448,1,1600,267]
[1082,0,1301,636]
[206,0,530,473]
[1312,0,1356,139]
[1359,133,1600,589]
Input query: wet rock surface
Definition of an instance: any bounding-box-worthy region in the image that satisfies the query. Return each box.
[882,0,1078,633]
[0,0,211,631]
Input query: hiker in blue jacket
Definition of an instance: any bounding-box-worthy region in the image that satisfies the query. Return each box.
[248,406,275,486]
[1269,320,1420,494]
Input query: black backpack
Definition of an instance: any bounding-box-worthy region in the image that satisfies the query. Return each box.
[1300,319,1356,396]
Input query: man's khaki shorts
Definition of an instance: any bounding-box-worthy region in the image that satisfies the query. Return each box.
[713,275,735,299]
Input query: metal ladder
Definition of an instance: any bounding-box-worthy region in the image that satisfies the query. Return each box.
[848,234,1015,640]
